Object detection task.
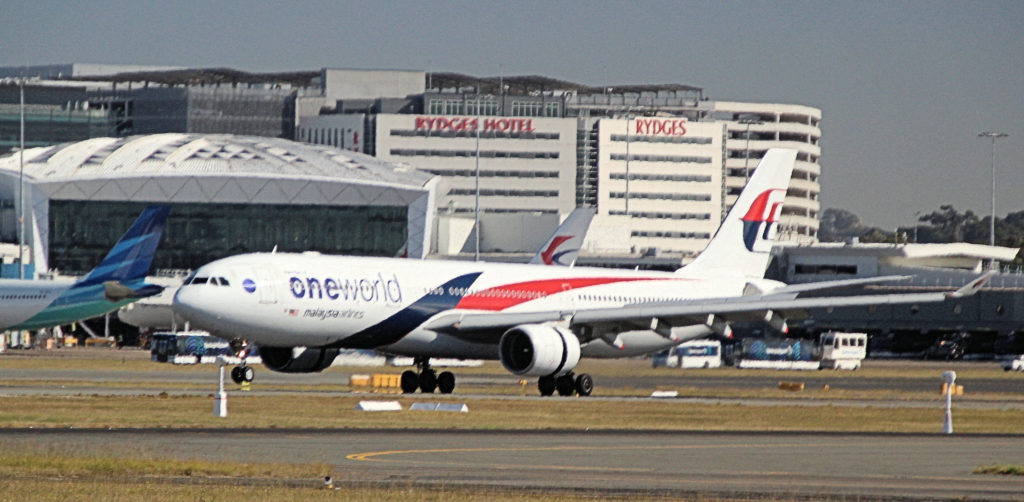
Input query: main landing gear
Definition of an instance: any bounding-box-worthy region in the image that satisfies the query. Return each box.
[538,372,593,397]
[229,338,254,385]
[401,357,456,394]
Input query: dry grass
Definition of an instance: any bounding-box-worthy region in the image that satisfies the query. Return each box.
[0,478,789,502]
[0,393,1022,433]
[973,464,1024,476]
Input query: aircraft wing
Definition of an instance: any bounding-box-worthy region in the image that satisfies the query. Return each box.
[430,272,995,342]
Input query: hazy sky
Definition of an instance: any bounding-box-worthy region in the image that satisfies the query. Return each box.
[2,0,1021,229]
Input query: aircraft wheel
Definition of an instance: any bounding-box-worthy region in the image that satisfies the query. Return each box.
[400,370,419,393]
[419,369,437,393]
[437,371,456,394]
[241,366,255,383]
[230,366,245,384]
[555,374,576,396]
[538,376,556,396]
[575,373,594,396]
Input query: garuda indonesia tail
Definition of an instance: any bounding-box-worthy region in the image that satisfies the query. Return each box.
[12,205,170,330]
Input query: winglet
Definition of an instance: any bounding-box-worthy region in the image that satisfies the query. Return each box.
[949,271,997,298]
[103,281,165,302]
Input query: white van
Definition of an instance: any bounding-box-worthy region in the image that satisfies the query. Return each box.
[652,339,722,369]
[818,332,867,370]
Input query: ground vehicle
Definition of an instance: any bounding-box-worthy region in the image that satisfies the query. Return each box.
[1002,354,1024,372]
[925,333,969,360]
[731,332,866,370]
[651,340,722,369]
[150,331,258,365]
[818,332,867,370]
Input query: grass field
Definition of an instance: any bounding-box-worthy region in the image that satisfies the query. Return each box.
[2,348,1023,432]
[1,392,1023,433]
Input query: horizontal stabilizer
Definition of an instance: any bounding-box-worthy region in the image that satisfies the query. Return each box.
[103,281,165,302]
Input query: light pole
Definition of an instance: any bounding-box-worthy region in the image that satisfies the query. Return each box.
[7,78,27,279]
[978,131,1007,265]
[624,115,631,215]
[474,96,481,261]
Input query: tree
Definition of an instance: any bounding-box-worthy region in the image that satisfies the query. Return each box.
[915,205,979,243]
[818,208,895,243]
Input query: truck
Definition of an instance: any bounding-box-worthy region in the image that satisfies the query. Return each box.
[651,340,722,369]
[731,332,867,371]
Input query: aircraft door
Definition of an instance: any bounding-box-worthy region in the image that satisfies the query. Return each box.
[256,268,278,304]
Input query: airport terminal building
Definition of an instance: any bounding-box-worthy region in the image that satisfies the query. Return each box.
[0,133,437,274]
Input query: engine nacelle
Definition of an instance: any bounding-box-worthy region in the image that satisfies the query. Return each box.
[259,346,339,373]
[499,324,580,377]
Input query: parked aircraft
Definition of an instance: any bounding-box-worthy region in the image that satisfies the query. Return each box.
[0,205,170,332]
[173,150,990,396]
[528,207,595,266]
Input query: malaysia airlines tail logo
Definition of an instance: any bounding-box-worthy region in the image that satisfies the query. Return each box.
[740,189,785,252]
[540,236,576,265]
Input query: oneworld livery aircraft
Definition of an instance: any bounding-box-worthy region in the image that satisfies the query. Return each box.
[173,150,991,396]
[0,205,170,332]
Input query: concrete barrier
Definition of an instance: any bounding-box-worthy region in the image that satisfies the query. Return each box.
[355,400,402,412]
[410,403,469,413]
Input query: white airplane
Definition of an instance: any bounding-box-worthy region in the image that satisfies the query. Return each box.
[173,150,991,396]
[528,207,595,266]
[117,208,594,333]
[0,205,170,332]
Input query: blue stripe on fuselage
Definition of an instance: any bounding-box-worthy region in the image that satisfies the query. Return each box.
[332,272,481,349]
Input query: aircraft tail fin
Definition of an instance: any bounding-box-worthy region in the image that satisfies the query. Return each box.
[529,207,596,266]
[680,149,796,278]
[74,205,171,289]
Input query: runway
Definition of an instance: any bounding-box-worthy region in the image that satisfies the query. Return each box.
[3,428,1023,500]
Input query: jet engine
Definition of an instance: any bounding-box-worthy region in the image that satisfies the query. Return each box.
[498,324,580,377]
[259,346,339,373]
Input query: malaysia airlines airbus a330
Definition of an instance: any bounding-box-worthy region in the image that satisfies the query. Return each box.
[173,150,990,396]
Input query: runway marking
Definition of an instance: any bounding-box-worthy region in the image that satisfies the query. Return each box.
[346,441,841,465]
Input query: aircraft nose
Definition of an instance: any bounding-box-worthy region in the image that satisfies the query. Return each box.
[172,284,215,325]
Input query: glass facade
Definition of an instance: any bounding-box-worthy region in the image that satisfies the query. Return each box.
[47,201,408,274]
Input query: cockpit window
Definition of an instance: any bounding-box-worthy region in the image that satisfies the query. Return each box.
[218,277,230,286]
[192,277,209,285]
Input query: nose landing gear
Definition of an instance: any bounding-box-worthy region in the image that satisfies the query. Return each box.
[228,338,254,384]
